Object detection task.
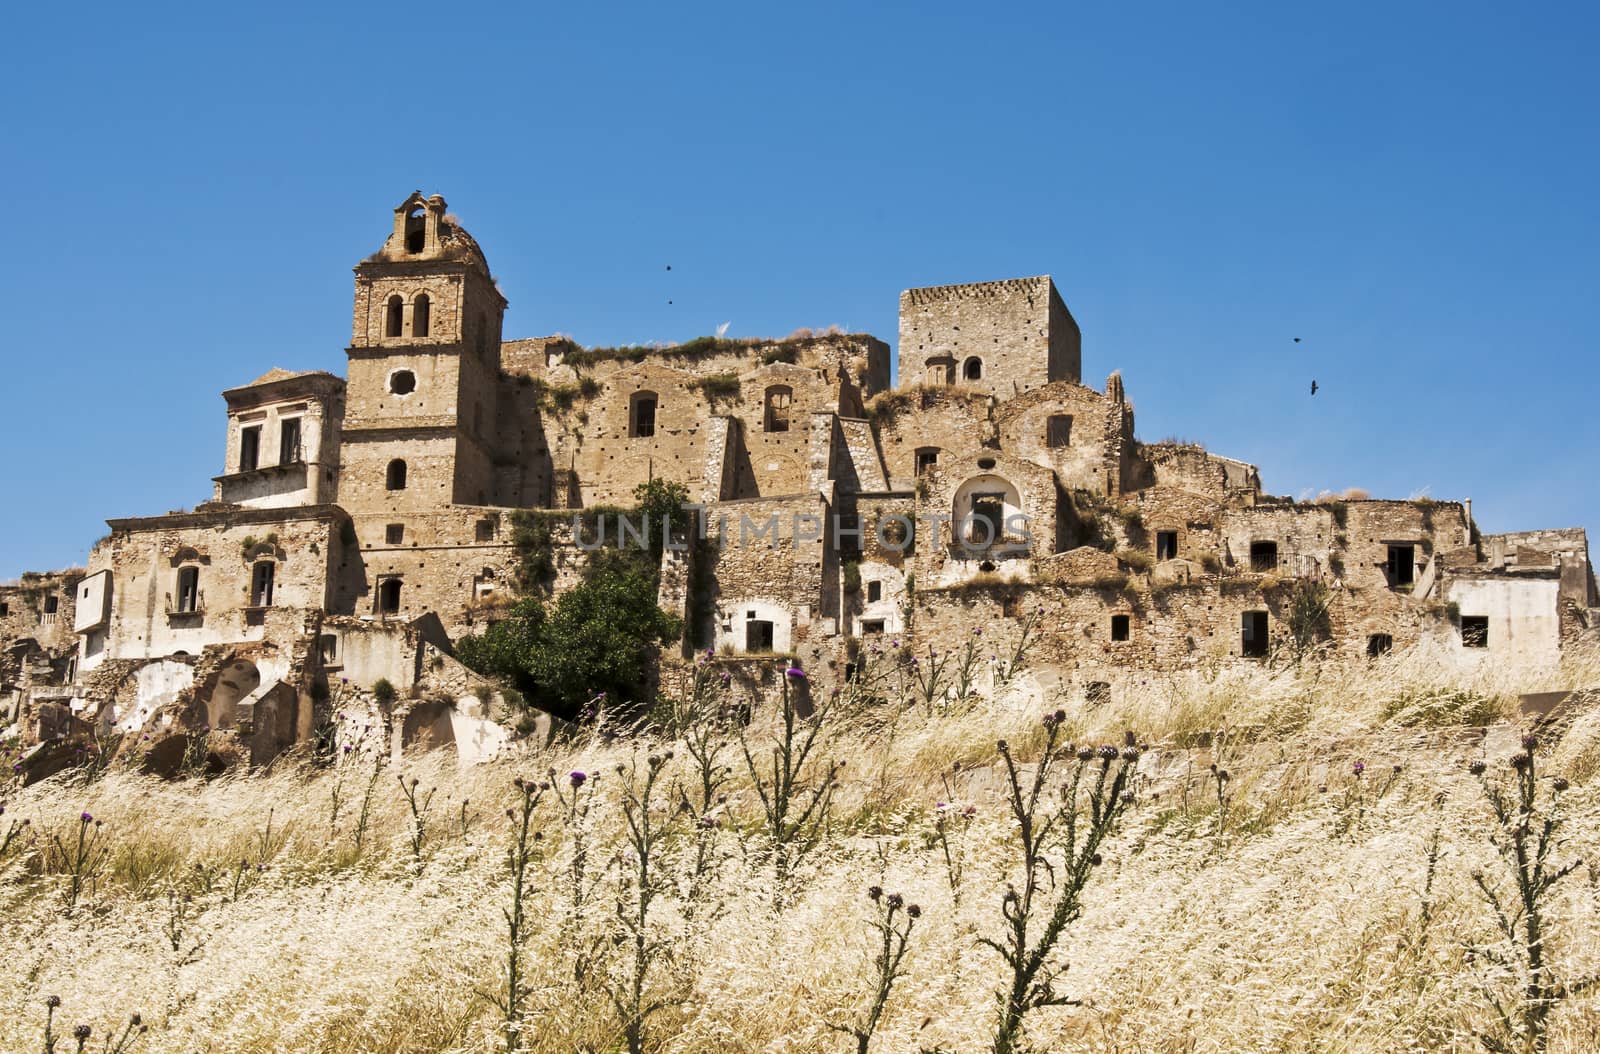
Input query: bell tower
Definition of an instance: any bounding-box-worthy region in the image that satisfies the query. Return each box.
[341,192,507,521]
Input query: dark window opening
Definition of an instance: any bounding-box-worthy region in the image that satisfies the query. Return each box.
[1241,610,1269,657]
[969,493,1004,547]
[1386,544,1416,587]
[279,417,303,464]
[385,523,404,545]
[389,370,416,396]
[630,392,657,438]
[1046,414,1073,447]
[1367,633,1393,657]
[866,581,882,603]
[1111,614,1130,641]
[914,448,939,476]
[43,594,59,614]
[1001,595,1020,618]
[412,293,431,338]
[319,634,338,663]
[475,519,494,542]
[176,567,199,613]
[1461,616,1489,648]
[239,426,261,472]
[1250,541,1278,573]
[764,385,792,432]
[404,208,425,253]
[963,357,983,381]
[1156,531,1179,561]
[1086,681,1111,707]
[378,578,402,615]
[386,459,407,491]
[859,619,885,636]
[746,619,775,651]
[385,295,404,337]
[0,602,9,616]
[250,562,275,608]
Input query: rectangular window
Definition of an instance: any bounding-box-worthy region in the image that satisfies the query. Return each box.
[1249,541,1278,573]
[1367,633,1393,657]
[239,426,261,472]
[1046,414,1073,447]
[378,578,402,614]
[1241,610,1269,657]
[746,619,775,651]
[1001,595,1020,618]
[0,602,8,616]
[1156,531,1178,561]
[1386,544,1416,587]
[860,619,885,636]
[475,519,495,542]
[866,581,882,603]
[385,523,404,545]
[44,594,59,614]
[970,493,1005,546]
[1461,615,1489,648]
[319,634,339,662]
[176,567,199,613]
[915,449,938,476]
[279,417,303,464]
[250,562,275,607]
[1111,614,1130,641]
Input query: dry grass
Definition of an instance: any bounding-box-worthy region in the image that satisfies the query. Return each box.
[2,646,1599,1052]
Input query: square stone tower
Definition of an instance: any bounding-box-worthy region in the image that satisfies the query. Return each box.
[342,192,508,517]
[898,275,1080,398]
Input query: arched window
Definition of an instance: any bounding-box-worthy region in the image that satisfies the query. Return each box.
[378,578,403,615]
[404,207,425,253]
[385,295,404,337]
[250,561,275,608]
[386,459,408,491]
[175,566,200,613]
[764,385,792,432]
[963,357,983,381]
[412,293,431,338]
[925,357,953,386]
[630,391,658,438]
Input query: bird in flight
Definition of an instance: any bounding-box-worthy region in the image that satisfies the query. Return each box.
[1310,380,1319,395]
[1293,337,1301,343]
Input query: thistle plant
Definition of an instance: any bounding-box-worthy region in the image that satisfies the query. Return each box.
[606,751,678,1054]
[992,606,1043,689]
[492,776,547,1053]
[52,811,110,910]
[40,998,146,1054]
[1329,759,1402,840]
[1466,737,1596,1054]
[902,645,953,716]
[948,628,986,708]
[398,774,437,869]
[351,752,384,856]
[931,792,978,906]
[551,766,605,983]
[983,713,1139,1054]
[671,659,736,901]
[740,667,841,905]
[829,887,922,1054]
[0,802,30,862]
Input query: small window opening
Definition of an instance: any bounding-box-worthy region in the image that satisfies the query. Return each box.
[404,208,426,253]
[1046,414,1073,447]
[386,459,408,491]
[746,619,775,651]
[250,561,276,608]
[859,619,885,636]
[1241,610,1269,657]
[385,523,404,545]
[630,392,658,438]
[44,594,59,614]
[319,634,339,663]
[475,519,495,542]
[963,357,983,381]
[1249,540,1278,573]
[0,602,9,616]
[176,567,199,613]
[969,493,1004,547]
[388,369,416,396]
[1386,544,1416,587]
[866,581,882,603]
[1001,595,1020,618]
[378,578,402,615]
[412,293,431,338]
[1111,614,1130,641]
[1156,531,1179,561]
[239,426,261,472]
[279,417,303,464]
[1086,681,1112,707]
[914,448,939,476]
[1461,616,1489,648]
[764,385,792,432]
[385,295,404,337]
[1367,633,1394,657]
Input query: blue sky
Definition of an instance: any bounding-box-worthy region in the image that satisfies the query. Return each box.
[2,1,1596,579]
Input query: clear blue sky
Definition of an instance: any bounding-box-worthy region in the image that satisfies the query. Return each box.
[2,1,1596,579]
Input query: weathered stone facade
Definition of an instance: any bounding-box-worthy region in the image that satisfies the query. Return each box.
[3,190,1594,771]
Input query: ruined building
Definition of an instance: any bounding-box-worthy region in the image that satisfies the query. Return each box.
[3,192,1595,774]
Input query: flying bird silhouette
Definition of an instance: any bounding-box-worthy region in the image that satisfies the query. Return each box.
[1293,337,1301,343]
[1310,380,1319,395]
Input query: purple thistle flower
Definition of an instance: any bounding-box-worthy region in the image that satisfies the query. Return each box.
[569,770,588,788]
[80,811,93,823]
[784,667,806,680]
[1352,760,1366,775]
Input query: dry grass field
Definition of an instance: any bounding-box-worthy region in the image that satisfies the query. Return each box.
[3,642,1598,1053]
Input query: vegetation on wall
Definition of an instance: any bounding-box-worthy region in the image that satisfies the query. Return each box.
[689,373,741,406]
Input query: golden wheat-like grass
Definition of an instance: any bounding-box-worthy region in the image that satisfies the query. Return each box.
[1,645,1597,1052]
